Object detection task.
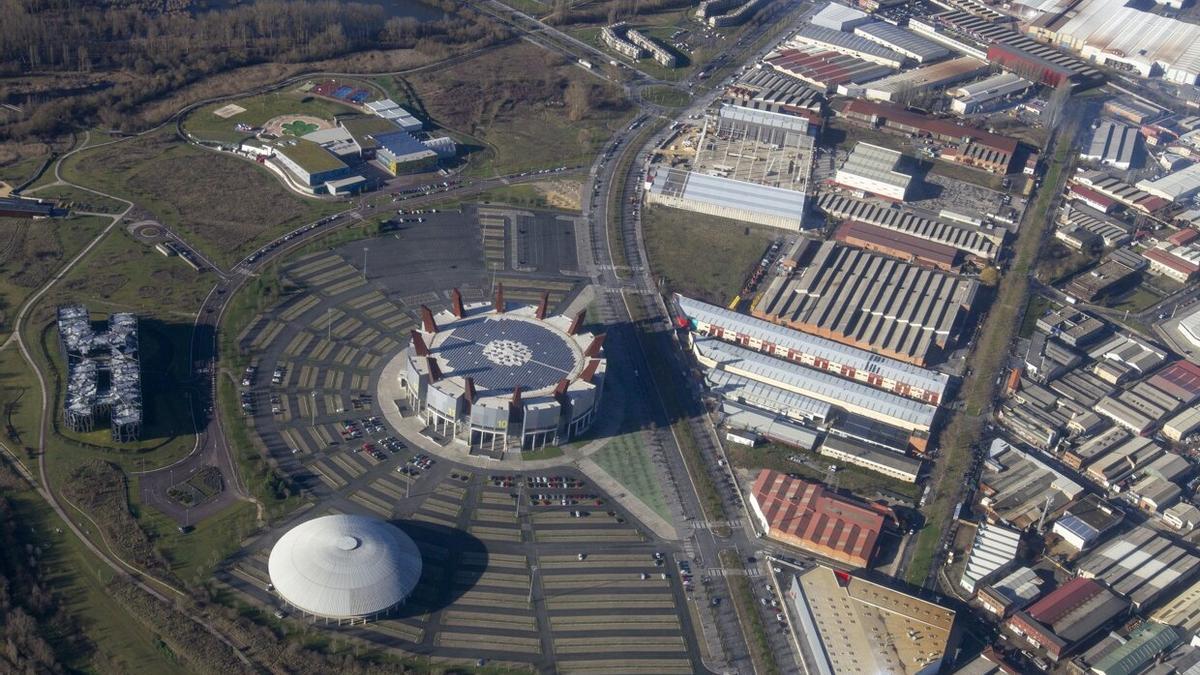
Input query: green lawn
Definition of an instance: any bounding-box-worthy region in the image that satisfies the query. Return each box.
[136,494,257,588]
[61,131,343,270]
[520,445,565,461]
[592,433,670,520]
[642,204,776,306]
[182,88,362,146]
[0,215,109,342]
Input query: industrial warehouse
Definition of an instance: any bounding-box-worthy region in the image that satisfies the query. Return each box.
[753,240,980,366]
[400,289,605,457]
[57,304,142,442]
[646,103,814,229]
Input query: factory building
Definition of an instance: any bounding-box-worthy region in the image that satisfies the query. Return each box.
[786,24,907,68]
[834,142,914,201]
[976,567,1045,619]
[787,566,959,674]
[1063,257,1139,303]
[959,522,1021,595]
[1164,408,1200,442]
[809,1,871,31]
[1180,303,1200,351]
[948,72,1033,115]
[1145,242,1200,283]
[817,435,923,482]
[1059,204,1132,248]
[1005,578,1129,662]
[750,470,889,567]
[816,191,1003,261]
[980,439,1084,529]
[833,220,960,270]
[1148,360,1200,406]
[719,400,821,450]
[764,44,895,92]
[1088,331,1168,380]
[1077,525,1200,611]
[646,167,807,230]
[1035,308,1107,350]
[1072,171,1172,216]
[1138,163,1200,203]
[855,56,988,103]
[1050,494,1123,551]
[693,337,939,431]
[274,140,353,189]
[1081,120,1139,170]
[854,21,951,63]
[57,305,142,442]
[838,99,1019,174]
[754,241,980,367]
[723,68,825,118]
[676,294,951,404]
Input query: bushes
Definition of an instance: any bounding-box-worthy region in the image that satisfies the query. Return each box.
[61,459,173,579]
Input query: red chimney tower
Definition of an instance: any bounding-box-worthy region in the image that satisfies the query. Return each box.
[411,329,429,356]
[426,357,442,382]
[451,288,465,318]
[493,283,505,314]
[536,291,550,320]
[567,308,587,336]
[420,305,438,333]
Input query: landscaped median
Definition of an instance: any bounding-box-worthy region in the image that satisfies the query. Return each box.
[720,550,780,675]
[906,111,1082,587]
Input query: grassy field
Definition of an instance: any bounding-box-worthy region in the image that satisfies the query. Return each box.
[1019,294,1053,338]
[0,215,109,342]
[642,205,776,306]
[182,87,364,146]
[61,132,343,269]
[136,494,257,587]
[592,433,670,520]
[401,42,635,178]
[906,114,1080,587]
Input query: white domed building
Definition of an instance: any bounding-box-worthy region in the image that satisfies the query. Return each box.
[401,287,606,457]
[267,514,422,624]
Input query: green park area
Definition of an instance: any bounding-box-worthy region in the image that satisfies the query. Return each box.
[593,433,670,521]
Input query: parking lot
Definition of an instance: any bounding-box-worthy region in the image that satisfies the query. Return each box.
[220,204,706,669]
[219,466,703,671]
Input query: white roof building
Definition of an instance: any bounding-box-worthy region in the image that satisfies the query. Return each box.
[1083,120,1139,171]
[835,142,913,201]
[1137,163,1200,202]
[959,522,1021,594]
[268,514,423,623]
[810,1,871,31]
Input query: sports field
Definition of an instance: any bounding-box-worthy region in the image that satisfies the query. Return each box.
[182,88,360,145]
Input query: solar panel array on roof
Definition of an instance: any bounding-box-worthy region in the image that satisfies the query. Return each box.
[436,316,577,394]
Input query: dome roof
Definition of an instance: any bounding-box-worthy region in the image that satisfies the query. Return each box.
[268,514,422,619]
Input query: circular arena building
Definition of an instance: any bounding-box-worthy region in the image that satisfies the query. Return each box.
[267,514,422,624]
[402,287,606,457]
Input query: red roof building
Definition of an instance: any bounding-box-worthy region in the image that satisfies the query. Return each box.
[834,220,960,270]
[1148,360,1200,405]
[838,99,1019,174]
[1168,228,1200,246]
[1005,577,1128,661]
[749,469,888,568]
[1143,245,1200,283]
[1067,184,1118,213]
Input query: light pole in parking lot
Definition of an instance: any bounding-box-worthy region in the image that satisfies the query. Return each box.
[362,246,369,281]
[310,391,316,428]
[327,307,332,343]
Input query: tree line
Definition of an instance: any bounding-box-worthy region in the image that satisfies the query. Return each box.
[0,0,510,139]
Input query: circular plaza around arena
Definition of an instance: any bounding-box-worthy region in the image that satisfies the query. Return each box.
[392,287,606,458]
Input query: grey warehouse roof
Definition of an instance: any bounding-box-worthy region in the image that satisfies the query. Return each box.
[719,103,811,135]
[855,21,951,62]
[676,293,950,397]
[816,191,1001,259]
[838,142,913,191]
[694,337,938,429]
[649,167,807,223]
[704,367,833,422]
[791,23,906,64]
[268,514,422,619]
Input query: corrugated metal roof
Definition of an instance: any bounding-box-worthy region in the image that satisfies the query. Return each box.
[855,21,950,62]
